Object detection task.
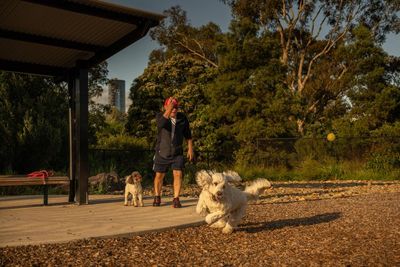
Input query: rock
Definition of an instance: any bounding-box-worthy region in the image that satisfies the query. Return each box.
[88,172,121,192]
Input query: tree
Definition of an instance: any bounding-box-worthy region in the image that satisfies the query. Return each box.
[332,26,400,136]
[205,18,295,163]
[88,61,110,146]
[0,72,69,173]
[221,0,400,134]
[0,62,109,173]
[149,6,223,67]
[95,106,149,150]
[126,54,216,150]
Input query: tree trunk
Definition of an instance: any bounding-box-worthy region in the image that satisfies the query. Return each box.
[281,48,288,65]
[296,118,305,136]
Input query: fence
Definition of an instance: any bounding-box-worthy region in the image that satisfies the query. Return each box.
[251,136,400,167]
[89,137,400,182]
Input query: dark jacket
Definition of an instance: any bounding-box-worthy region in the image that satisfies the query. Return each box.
[155,112,192,159]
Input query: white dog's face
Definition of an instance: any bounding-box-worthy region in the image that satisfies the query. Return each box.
[196,170,242,202]
[207,173,228,202]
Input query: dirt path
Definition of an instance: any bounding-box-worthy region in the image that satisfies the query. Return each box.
[1,181,400,266]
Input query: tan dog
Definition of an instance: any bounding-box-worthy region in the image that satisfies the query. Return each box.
[124,171,144,207]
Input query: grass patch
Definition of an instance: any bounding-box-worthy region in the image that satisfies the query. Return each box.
[233,159,399,181]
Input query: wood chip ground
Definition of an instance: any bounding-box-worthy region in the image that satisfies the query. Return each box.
[1,180,399,266]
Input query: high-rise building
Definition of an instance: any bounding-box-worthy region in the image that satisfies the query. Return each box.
[108,79,125,113]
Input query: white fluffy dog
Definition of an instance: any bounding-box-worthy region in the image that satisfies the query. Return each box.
[196,170,271,234]
[124,171,144,207]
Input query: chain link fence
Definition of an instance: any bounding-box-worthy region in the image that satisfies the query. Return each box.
[89,137,400,182]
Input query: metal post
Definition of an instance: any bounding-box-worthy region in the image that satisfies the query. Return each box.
[74,65,89,204]
[68,74,76,202]
[43,185,48,206]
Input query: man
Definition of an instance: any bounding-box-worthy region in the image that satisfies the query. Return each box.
[153,97,194,208]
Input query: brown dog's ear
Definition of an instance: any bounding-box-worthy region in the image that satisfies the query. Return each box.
[195,170,213,188]
[131,171,140,176]
[125,175,133,184]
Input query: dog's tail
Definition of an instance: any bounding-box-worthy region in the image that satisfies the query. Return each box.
[222,170,242,183]
[244,179,272,200]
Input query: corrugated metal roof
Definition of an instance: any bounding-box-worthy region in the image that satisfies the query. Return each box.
[75,0,164,21]
[0,38,94,68]
[0,0,164,77]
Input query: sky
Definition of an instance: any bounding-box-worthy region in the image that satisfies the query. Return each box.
[98,0,399,109]
[95,0,232,107]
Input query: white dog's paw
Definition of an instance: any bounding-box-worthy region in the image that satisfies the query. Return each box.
[205,214,215,224]
[222,225,234,234]
[210,219,226,228]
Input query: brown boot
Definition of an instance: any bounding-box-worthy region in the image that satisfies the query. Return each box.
[153,196,161,206]
[172,197,182,208]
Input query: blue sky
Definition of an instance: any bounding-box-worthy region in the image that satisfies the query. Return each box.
[100,1,399,107]
[105,0,232,87]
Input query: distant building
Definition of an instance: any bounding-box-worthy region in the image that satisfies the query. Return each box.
[108,79,125,113]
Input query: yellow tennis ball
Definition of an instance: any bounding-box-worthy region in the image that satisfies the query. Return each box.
[327,133,336,142]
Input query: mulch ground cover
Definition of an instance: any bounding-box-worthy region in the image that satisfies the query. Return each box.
[1,180,399,266]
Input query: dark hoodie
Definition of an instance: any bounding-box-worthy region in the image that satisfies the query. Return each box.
[155,112,192,159]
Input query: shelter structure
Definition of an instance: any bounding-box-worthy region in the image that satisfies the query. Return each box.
[0,0,164,204]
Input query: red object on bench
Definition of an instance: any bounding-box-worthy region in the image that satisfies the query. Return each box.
[27,170,54,178]
[27,170,54,183]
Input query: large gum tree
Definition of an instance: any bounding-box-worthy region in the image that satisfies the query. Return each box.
[221,0,400,134]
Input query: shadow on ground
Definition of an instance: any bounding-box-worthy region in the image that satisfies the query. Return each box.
[272,182,382,189]
[240,212,341,233]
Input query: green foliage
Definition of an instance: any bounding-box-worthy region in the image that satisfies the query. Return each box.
[295,158,344,181]
[95,107,151,150]
[205,18,297,164]
[96,135,149,150]
[126,54,216,151]
[2,4,400,184]
[88,103,109,146]
[149,6,222,66]
[365,122,400,172]
[233,158,399,182]
[0,62,109,174]
[366,152,400,174]
[294,138,325,161]
[88,62,110,146]
[0,72,69,173]
[234,164,293,181]
[182,162,198,185]
[221,1,400,135]
[89,61,109,99]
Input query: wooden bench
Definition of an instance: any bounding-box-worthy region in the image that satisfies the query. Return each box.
[0,175,70,205]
